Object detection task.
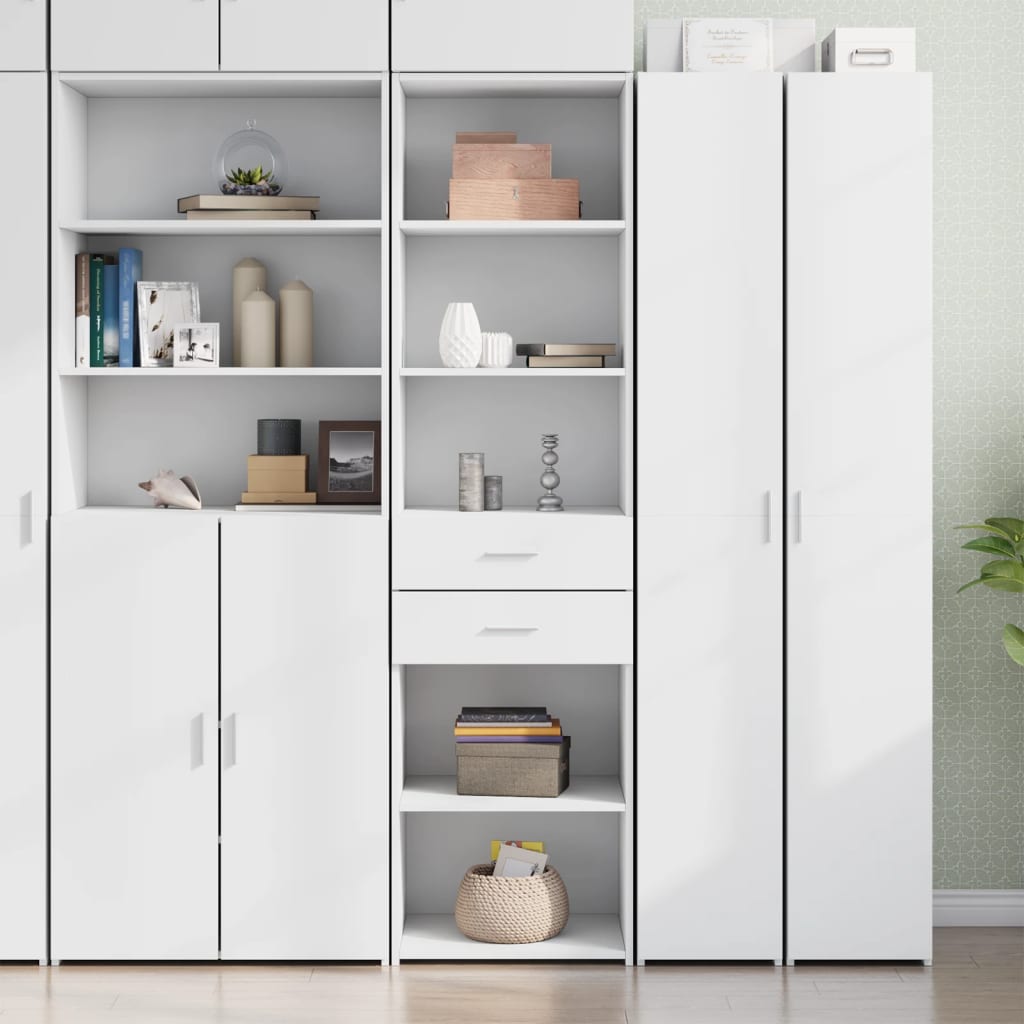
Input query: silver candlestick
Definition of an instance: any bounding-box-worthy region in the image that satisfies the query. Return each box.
[536,433,563,512]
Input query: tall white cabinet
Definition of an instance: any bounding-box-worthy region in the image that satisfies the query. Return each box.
[786,73,932,964]
[636,72,784,964]
[0,69,47,963]
[637,72,932,963]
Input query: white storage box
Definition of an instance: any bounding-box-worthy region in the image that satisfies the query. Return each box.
[822,28,916,72]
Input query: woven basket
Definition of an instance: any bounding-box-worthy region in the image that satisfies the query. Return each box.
[454,863,569,944]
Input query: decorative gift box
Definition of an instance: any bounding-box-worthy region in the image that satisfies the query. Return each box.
[822,28,916,72]
[456,738,571,797]
[448,179,579,220]
[246,454,308,493]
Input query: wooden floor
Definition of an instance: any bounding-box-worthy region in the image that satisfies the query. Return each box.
[0,929,1020,1023]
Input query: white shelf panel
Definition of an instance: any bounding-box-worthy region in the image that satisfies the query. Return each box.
[59,73,382,100]
[400,220,625,238]
[55,506,383,519]
[60,367,381,378]
[399,74,628,99]
[60,220,382,237]
[400,914,625,960]
[400,367,624,377]
[400,506,627,518]
[401,776,625,814]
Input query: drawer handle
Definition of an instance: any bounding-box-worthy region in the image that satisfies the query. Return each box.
[479,551,540,560]
[479,626,539,636]
[851,47,894,66]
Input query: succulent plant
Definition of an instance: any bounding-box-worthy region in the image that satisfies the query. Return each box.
[225,164,276,187]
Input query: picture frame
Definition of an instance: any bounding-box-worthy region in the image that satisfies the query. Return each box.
[317,420,381,505]
[137,281,200,367]
[173,323,220,368]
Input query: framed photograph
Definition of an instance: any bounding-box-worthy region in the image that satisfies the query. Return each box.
[173,323,220,367]
[317,420,381,505]
[137,282,200,367]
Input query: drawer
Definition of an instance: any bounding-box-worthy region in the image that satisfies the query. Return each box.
[394,512,633,590]
[393,591,634,665]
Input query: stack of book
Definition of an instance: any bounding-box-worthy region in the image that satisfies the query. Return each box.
[515,343,616,368]
[454,706,562,744]
[74,247,142,368]
[176,194,321,221]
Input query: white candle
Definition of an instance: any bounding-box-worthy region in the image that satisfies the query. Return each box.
[240,288,276,367]
[232,257,266,366]
[279,279,314,368]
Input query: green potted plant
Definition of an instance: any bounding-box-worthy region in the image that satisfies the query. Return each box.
[956,517,1024,665]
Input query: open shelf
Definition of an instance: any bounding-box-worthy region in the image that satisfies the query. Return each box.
[61,367,381,377]
[400,220,625,237]
[400,505,626,517]
[401,775,624,813]
[400,367,624,377]
[399,913,625,961]
[62,219,382,237]
[58,72,383,100]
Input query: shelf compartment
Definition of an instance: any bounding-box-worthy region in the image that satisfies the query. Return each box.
[399,913,625,961]
[400,220,625,237]
[62,220,382,237]
[60,367,382,378]
[399,367,624,377]
[402,776,624,814]
[58,72,384,100]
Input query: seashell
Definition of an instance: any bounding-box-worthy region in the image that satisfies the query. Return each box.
[138,470,202,510]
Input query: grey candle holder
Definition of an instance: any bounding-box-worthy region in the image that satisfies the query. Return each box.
[537,434,563,512]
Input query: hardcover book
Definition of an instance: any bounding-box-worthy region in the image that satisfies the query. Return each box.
[515,343,617,357]
[102,258,119,366]
[118,248,142,368]
[453,718,561,737]
[527,355,604,368]
[74,253,90,368]
[461,706,547,717]
[89,254,104,368]
[458,709,552,723]
[177,194,321,212]
[185,209,315,221]
[456,735,563,744]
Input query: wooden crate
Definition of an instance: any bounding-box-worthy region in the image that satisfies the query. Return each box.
[452,143,552,180]
[448,178,580,220]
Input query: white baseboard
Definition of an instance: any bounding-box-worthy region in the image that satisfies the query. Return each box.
[934,889,1024,926]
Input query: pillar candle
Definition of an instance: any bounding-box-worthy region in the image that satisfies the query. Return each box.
[240,288,276,367]
[232,258,267,367]
[459,453,485,512]
[279,279,314,368]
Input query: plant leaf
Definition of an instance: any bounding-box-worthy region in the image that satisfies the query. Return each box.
[1002,625,1024,667]
[985,518,1024,542]
[979,559,1024,592]
[956,523,1016,542]
[957,577,991,594]
[962,536,1016,558]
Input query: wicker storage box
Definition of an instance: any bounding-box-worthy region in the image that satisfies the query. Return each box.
[456,738,570,797]
[455,863,569,943]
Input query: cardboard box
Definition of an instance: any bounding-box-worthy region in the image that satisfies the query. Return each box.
[822,28,916,72]
[240,490,316,504]
[452,143,552,180]
[247,454,308,493]
[455,131,517,144]
[456,738,570,797]
[448,179,579,220]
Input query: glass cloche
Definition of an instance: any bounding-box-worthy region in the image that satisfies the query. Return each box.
[214,119,286,195]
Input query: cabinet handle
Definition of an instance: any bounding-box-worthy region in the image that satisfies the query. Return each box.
[480,551,540,560]
[190,714,205,769]
[764,491,772,544]
[795,490,804,543]
[851,47,894,66]
[222,713,237,768]
[479,626,539,636]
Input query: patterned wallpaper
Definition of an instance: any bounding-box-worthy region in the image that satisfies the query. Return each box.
[635,1,1024,890]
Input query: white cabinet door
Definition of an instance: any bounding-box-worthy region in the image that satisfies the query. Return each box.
[51,0,219,71]
[787,74,932,517]
[0,516,46,961]
[0,74,46,518]
[392,0,634,72]
[51,511,219,960]
[637,73,782,517]
[221,0,387,71]
[787,514,932,961]
[220,514,388,960]
[637,515,782,961]
[0,0,46,69]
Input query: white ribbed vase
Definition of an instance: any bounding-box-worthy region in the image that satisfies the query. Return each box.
[479,331,514,368]
[439,302,482,368]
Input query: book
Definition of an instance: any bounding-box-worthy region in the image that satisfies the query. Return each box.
[118,248,142,368]
[453,718,561,737]
[185,209,316,221]
[458,708,551,723]
[527,355,604,368]
[456,735,563,744]
[177,194,321,213]
[89,254,104,368]
[515,343,617,357]
[457,717,553,727]
[102,258,119,366]
[490,840,545,861]
[74,253,90,368]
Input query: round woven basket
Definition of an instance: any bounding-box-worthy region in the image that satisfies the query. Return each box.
[454,863,569,944]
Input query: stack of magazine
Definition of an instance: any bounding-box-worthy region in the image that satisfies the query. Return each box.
[491,840,549,877]
[454,706,562,745]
